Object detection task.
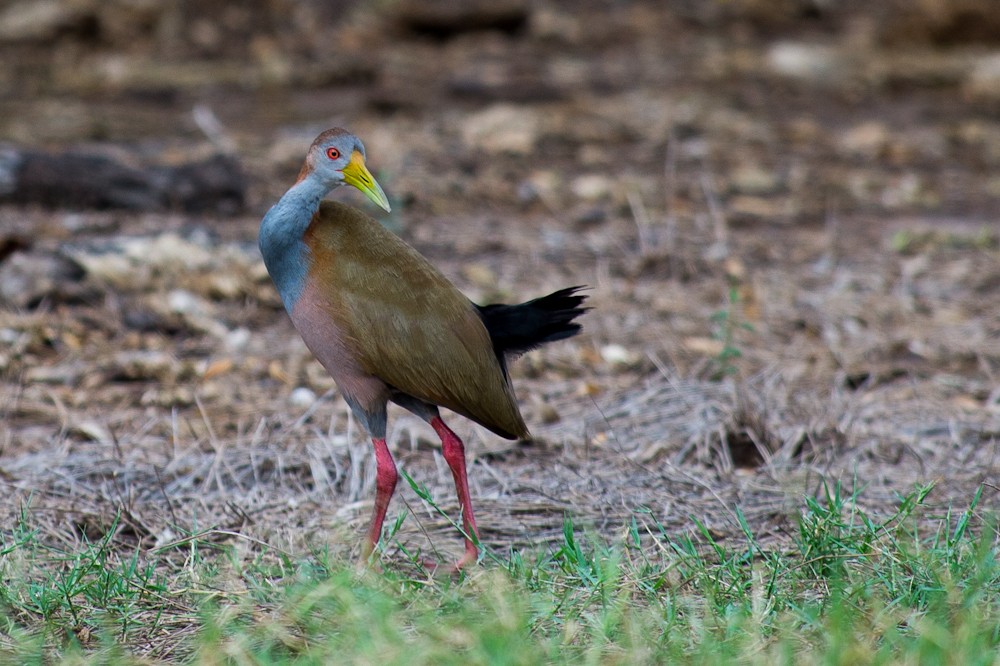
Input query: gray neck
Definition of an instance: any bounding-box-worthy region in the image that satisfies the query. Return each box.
[258,177,330,311]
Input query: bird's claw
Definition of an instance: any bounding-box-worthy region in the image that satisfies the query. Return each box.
[421,550,478,575]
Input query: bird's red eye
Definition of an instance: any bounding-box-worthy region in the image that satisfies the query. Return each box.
[326,147,341,160]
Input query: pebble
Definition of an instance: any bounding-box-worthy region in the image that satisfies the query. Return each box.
[728,195,785,219]
[25,363,84,385]
[571,174,614,201]
[0,0,80,42]
[110,350,178,382]
[224,328,251,352]
[461,104,541,155]
[730,165,780,195]
[538,403,561,424]
[965,53,1000,100]
[839,121,890,158]
[154,527,177,550]
[125,234,213,270]
[462,263,497,288]
[0,251,84,307]
[766,42,841,83]
[167,289,204,315]
[289,387,317,407]
[68,232,217,288]
[600,343,639,367]
[207,273,243,300]
[518,170,562,207]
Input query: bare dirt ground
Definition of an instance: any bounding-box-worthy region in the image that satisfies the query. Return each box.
[1,0,999,565]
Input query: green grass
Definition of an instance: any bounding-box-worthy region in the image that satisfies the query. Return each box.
[2,482,999,664]
[708,275,754,379]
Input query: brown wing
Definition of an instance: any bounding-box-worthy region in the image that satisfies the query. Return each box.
[306,201,528,439]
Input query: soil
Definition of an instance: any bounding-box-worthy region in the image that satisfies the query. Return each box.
[1,0,999,565]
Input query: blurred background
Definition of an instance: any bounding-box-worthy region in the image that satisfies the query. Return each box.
[1,0,999,557]
[3,0,1000,217]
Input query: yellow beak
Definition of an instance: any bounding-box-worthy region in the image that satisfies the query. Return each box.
[341,150,391,213]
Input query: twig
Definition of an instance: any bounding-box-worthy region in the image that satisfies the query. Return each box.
[191,105,237,154]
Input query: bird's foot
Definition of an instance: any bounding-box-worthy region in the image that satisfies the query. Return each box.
[357,556,384,575]
[419,559,467,575]
[421,545,478,575]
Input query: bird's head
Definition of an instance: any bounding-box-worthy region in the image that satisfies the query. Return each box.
[297,128,391,212]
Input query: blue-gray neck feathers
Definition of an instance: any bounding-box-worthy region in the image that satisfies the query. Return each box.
[259,176,328,311]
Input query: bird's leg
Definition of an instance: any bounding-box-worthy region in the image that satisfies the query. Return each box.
[362,436,398,563]
[431,417,481,570]
[345,396,395,566]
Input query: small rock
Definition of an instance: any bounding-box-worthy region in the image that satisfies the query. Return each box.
[880,173,924,209]
[206,273,243,300]
[67,232,217,288]
[518,170,561,206]
[224,328,251,352]
[724,257,748,281]
[529,6,583,43]
[249,261,271,283]
[154,526,177,549]
[574,207,607,228]
[839,122,890,158]
[167,289,206,315]
[304,361,336,390]
[0,251,85,308]
[571,174,614,201]
[600,343,639,367]
[0,148,22,195]
[766,42,842,82]
[197,380,223,401]
[728,195,785,220]
[461,104,540,155]
[289,387,317,407]
[68,250,131,287]
[26,363,85,385]
[538,403,561,424]
[109,351,178,382]
[129,234,213,271]
[462,263,497,289]
[965,53,1000,100]
[730,165,780,195]
[121,300,184,333]
[161,289,227,338]
[141,386,194,407]
[0,0,85,42]
[541,228,571,253]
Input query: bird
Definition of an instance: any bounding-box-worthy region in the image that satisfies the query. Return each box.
[259,128,587,570]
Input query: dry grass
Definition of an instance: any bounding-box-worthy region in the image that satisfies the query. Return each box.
[1,207,997,567]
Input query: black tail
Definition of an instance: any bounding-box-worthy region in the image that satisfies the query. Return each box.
[475,286,589,374]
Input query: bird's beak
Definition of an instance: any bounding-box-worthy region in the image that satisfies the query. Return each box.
[342,150,391,213]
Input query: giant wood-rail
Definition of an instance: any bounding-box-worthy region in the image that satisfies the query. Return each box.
[260,128,587,570]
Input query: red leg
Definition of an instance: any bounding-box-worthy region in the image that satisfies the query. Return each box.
[361,437,398,563]
[431,417,481,570]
